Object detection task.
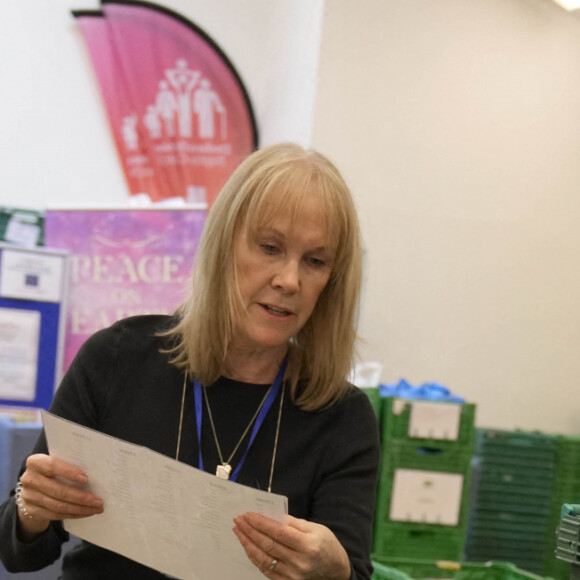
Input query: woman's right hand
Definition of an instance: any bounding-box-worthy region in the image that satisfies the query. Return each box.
[16,454,104,540]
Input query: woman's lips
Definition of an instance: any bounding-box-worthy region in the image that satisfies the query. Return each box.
[261,304,292,317]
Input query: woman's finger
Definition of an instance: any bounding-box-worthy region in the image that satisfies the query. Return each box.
[21,474,103,512]
[22,454,102,507]
[24,454,88,485]
[234,512,350,580]
[234,513,325,579]
[234,513,298,557]
[237,512,303,549]
[232,524,290,578]
[20,485,103,519]
[17,454,104,525]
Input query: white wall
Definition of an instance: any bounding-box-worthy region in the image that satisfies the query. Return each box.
[313,0,580,434]
[4,0,580,436]
[0,0,323,208]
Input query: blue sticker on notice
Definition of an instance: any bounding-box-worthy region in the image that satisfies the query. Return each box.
[25,274,39,287]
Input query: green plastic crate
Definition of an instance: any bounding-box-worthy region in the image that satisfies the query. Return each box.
[468,494,553,517]
[477,468,555,491]
[478,455,557,471]
[380,398,476,450]
[556,436,580,464]
[375,440,473,523]
[545,507,580,579]
[543,438,580,579]
[372,560,413,580]
[474,490,553,509]
[465,430,561,574]
[374,442,473,559]
[379,439,474,475]
[373,521,467,560]
[476,484,555,505]
[476,430,560,455]
[469,519,549,539]
[473,510,554,528]
[554,513,580,563]
[375,468,472,535]
[372,556,556,580]
[468,527,549,544]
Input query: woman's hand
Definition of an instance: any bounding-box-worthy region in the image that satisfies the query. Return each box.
[233,512,351,580]
[15,454,104,540]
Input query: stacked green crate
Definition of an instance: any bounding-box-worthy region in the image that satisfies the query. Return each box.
[465,429,559,576]
[544,437,580,580]
[554,508,580,567]
[372,560,412,580]
[373,397,476,559]
[371,556,555,580]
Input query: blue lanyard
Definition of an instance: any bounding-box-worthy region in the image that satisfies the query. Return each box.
[193,355,287,482]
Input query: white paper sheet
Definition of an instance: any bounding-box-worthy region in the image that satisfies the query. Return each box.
[0,307,40,401]
[4,217,41,248]
[41,411,288,580]
[0,249,64,303]
[408,401,461,440]
[389,468,464,526]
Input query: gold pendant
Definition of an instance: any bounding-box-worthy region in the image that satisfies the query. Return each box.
[216,463,232,480]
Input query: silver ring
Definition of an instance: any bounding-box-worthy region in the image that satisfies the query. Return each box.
[268,558,278,571]
[15,481,33,520]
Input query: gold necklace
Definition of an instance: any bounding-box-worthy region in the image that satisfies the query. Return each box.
[175,373,285,492]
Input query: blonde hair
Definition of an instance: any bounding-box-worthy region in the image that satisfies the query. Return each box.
[164,143,362,410]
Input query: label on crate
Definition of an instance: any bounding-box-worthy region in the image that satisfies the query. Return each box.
[389,468,464,525]
[408,401,461,440]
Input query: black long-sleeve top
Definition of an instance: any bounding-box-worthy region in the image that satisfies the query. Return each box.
[0,315,380,579]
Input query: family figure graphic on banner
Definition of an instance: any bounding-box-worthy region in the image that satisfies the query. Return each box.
[122,58,227,152]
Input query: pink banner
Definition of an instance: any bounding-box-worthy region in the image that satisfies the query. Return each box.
[45,209,206,372]
[73,2,257,207]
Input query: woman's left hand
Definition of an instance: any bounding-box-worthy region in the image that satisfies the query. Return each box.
[233,512,351,580]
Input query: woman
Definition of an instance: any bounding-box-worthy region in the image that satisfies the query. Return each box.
[0,143,380,579]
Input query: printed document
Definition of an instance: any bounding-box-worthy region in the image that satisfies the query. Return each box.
[0,307,40,401]
[42,411,288,580]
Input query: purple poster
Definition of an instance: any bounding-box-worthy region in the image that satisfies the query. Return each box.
[45,209,206,372]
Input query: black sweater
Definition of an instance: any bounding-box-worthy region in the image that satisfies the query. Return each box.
[0,315,380,579]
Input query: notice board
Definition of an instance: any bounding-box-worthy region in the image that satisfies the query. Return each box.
[0,244,69,410]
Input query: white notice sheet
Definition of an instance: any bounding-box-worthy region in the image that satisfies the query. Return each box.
[0,307,40,401]
[0,249,64,303]
[41,411,288,580]
[389,468,463,526]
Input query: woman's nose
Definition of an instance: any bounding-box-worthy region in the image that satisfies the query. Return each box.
[271,259,300,293]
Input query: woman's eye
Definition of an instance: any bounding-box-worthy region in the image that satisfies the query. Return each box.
[307,257,325,268]
[260,244,279,254]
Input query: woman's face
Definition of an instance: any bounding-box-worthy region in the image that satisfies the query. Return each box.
[232,195,335,357]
